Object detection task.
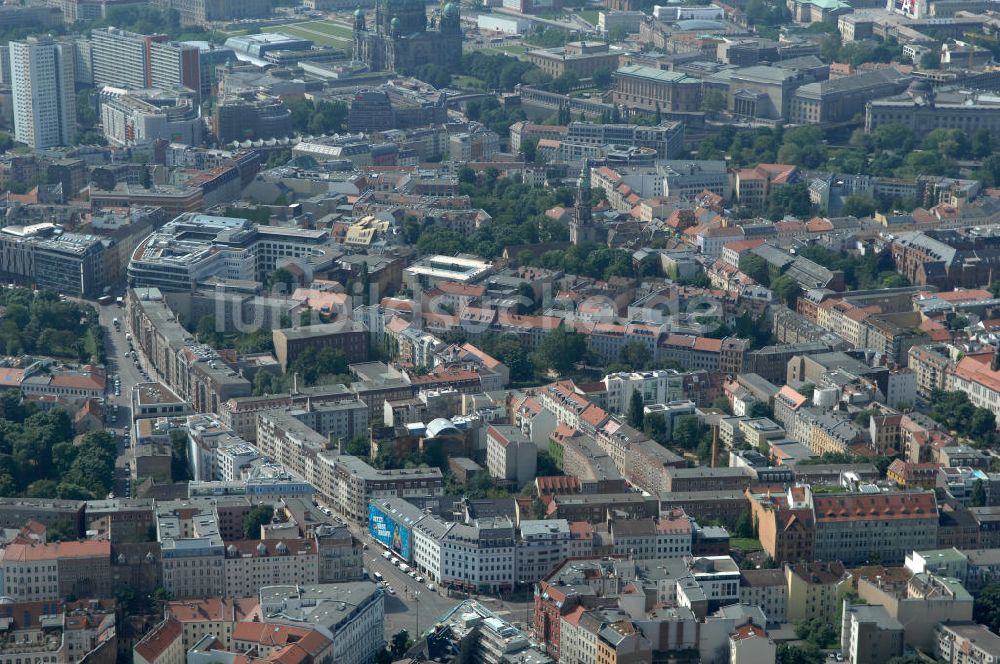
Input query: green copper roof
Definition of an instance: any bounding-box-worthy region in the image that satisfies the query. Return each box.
[614,65,702,84]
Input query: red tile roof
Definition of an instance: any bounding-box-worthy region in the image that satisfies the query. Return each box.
[135,618,183,663]
[813,492,937,522]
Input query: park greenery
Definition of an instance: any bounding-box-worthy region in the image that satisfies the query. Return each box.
[928,389,998,445]
[0,396,116,501]
[286,98,349,136]
[0,288,105,362]
[243,504,274,539]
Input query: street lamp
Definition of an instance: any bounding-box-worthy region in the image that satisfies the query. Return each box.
[413,590,421,637]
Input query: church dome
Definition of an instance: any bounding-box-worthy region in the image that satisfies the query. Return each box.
[443,2,459,18]
[390,16,401,30]
[354,7,364,17]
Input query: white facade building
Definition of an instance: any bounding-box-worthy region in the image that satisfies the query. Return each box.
[10,37,75,148]
[604,370,685,415]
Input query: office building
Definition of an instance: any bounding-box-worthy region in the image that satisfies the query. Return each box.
[100,86,202,147]
[127,213,331,291]
[10,37,75,148]
[213,92,292,144]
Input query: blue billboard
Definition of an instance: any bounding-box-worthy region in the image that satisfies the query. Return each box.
[368,503,411,561]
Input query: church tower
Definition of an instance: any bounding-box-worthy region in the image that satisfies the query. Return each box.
[570,160,595,245]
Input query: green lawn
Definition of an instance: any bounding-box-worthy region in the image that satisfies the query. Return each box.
[578,9,599,25]
[730,537,763,551]
[298,20,353,38]
[452,75,485,90]
[261,20,353,47]
[475,44,528,56]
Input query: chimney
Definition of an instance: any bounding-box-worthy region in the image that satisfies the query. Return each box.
[992,348,1000,373]
[710,425,719,468]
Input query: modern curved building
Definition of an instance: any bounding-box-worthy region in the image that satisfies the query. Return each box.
[127,213,331,291]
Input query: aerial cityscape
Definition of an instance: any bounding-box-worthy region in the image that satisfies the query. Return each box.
[4,0,1000,661]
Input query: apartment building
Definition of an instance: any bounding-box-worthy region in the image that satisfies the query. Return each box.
[127,289,252,413]
[10,37,75,148]
[272,321,370,369]
[91,27,199,92]
[485,425,537,488]
[0,599,116,664]
[223,539,318,597]
[156,501,225,599]
[0,540,111,601]
[935,622,1000,664]
[813,491,938,565]
[841,604,904,664]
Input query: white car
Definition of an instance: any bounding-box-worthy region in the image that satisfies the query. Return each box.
[386,586,395,595]
[416,575,424,583]
[427,583,435,591]
[408,571,416,578]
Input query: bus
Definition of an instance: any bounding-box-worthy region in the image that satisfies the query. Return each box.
[373,571,384,582]
[97,296,114,305]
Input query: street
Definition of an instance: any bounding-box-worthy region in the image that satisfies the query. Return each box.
[95,300,149,497]
[366,550,460,639]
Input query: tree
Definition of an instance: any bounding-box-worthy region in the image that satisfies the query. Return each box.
[798,383,815,401]
[672,415,703,450]
[195,315,222,347]
[733,510,755,538]
[268,268,296,293]
[701,88,726,114]
[739,254,770,286]
[390,630,412,658]
[841,193,877,218]
[532,325,587,375]
[243,504,273,540]
[140,165,152,189]
[711,396,732,415]
[777,643,825,664]
[975,583,1000,634]
[522,137,538,163]
[770,274,800,307]
[972,479,987,508]
[619,342,652,370]
[627,391,645,429]
[592,67,612,87]
[644,413,667,444]
[920,50,941,69]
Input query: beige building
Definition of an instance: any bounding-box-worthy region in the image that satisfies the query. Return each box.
[0,540,111,601]
[935,622,1000,664]
[840,603,904,664]
[785,561,849,625]
[525,41,620,79]
[223,539,319,597]
[857,571,973,651]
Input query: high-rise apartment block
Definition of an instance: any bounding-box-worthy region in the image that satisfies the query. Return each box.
[91,27,200,96]
[10,37,76,148]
